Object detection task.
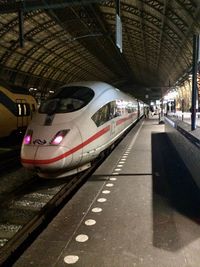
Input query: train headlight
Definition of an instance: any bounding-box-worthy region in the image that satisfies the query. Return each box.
[50,129,70,145]
[23,129,33,145]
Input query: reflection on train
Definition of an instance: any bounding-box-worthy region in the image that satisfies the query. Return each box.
[0,84,37,143]
[21,81,144,178]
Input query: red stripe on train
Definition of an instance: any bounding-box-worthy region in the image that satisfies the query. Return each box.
[116,113,136,125]
[21,125,110,165]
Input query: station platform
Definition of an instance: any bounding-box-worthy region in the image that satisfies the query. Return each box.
[14,116,200,267]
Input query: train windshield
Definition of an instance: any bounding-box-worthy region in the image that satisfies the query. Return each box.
[39,86,94,114]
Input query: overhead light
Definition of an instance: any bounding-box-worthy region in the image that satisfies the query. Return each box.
[164,91,178,100]
[29,87,37,91]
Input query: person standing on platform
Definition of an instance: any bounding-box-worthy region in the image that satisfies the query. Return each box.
[144,107,149,118]
[150,105,154,116]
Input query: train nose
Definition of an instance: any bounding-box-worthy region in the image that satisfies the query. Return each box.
[21,146,73,177]
[21,145,73,173]
[21,124,83,178]
[33,146,73,172]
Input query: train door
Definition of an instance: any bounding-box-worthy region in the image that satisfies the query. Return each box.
[16,99,30,128]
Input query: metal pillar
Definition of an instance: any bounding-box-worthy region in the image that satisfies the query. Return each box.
[115,0,122,53]
[116,0,120,15]
[191,34,199,131]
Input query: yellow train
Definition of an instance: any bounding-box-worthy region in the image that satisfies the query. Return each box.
[0,84,37,140]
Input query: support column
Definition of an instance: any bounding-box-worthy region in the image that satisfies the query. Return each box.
[191,34,199,130]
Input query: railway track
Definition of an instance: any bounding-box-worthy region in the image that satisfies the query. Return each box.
[0,148,21,172]
[0,155,105,266]
[0,119,142,266]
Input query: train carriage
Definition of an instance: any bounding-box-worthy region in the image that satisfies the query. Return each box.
[21,81,144,178]
[0,84,37,141]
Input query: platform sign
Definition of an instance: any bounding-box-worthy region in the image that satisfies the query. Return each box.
[116,14,122,53]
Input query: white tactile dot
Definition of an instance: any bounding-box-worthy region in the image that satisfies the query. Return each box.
[102,190,110,194]
[106,183,114,187]
[85,219,96,226]
[64,255,79,264]
[109,177,117,181]
[92,207,102,213]
[97,198,107,202]
[75,234,89,242]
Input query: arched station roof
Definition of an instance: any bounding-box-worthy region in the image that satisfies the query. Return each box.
[0,0,200,101]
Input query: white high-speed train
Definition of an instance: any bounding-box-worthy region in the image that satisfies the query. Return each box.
[21,81,144,178]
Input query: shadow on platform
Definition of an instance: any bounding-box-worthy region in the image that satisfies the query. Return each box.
[152,132,200,251]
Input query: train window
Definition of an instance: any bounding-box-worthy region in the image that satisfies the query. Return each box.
[92,103,110,127]
[16,103,31,116]
[109,101,120,119]
[39,86,94,114]
[109,102,115,119]
[23,104,27,115]
[116,100,124,116]
[55,86,94,104]
[39,98,59,115]
[126,103,134,113]
[133,103,138,112]
[99,105,109,126]
[59,98,84,112]
[18,104,22,116]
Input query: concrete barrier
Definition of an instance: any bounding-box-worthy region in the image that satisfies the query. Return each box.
[165,116,200,189]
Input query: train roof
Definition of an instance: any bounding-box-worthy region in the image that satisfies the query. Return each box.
[0,81,30,95]
[55,81,141,105]
[60,81,119,97]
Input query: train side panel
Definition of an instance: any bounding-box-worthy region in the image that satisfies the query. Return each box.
[77,90,140,164]
[0,85,37,139]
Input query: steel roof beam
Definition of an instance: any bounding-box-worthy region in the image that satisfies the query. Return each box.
[0,63,63,88]
[88,4,134,79]
[166,1,200,85]
[0,0,105,14]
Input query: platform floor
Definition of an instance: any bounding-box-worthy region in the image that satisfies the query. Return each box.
[14,117,200,267]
